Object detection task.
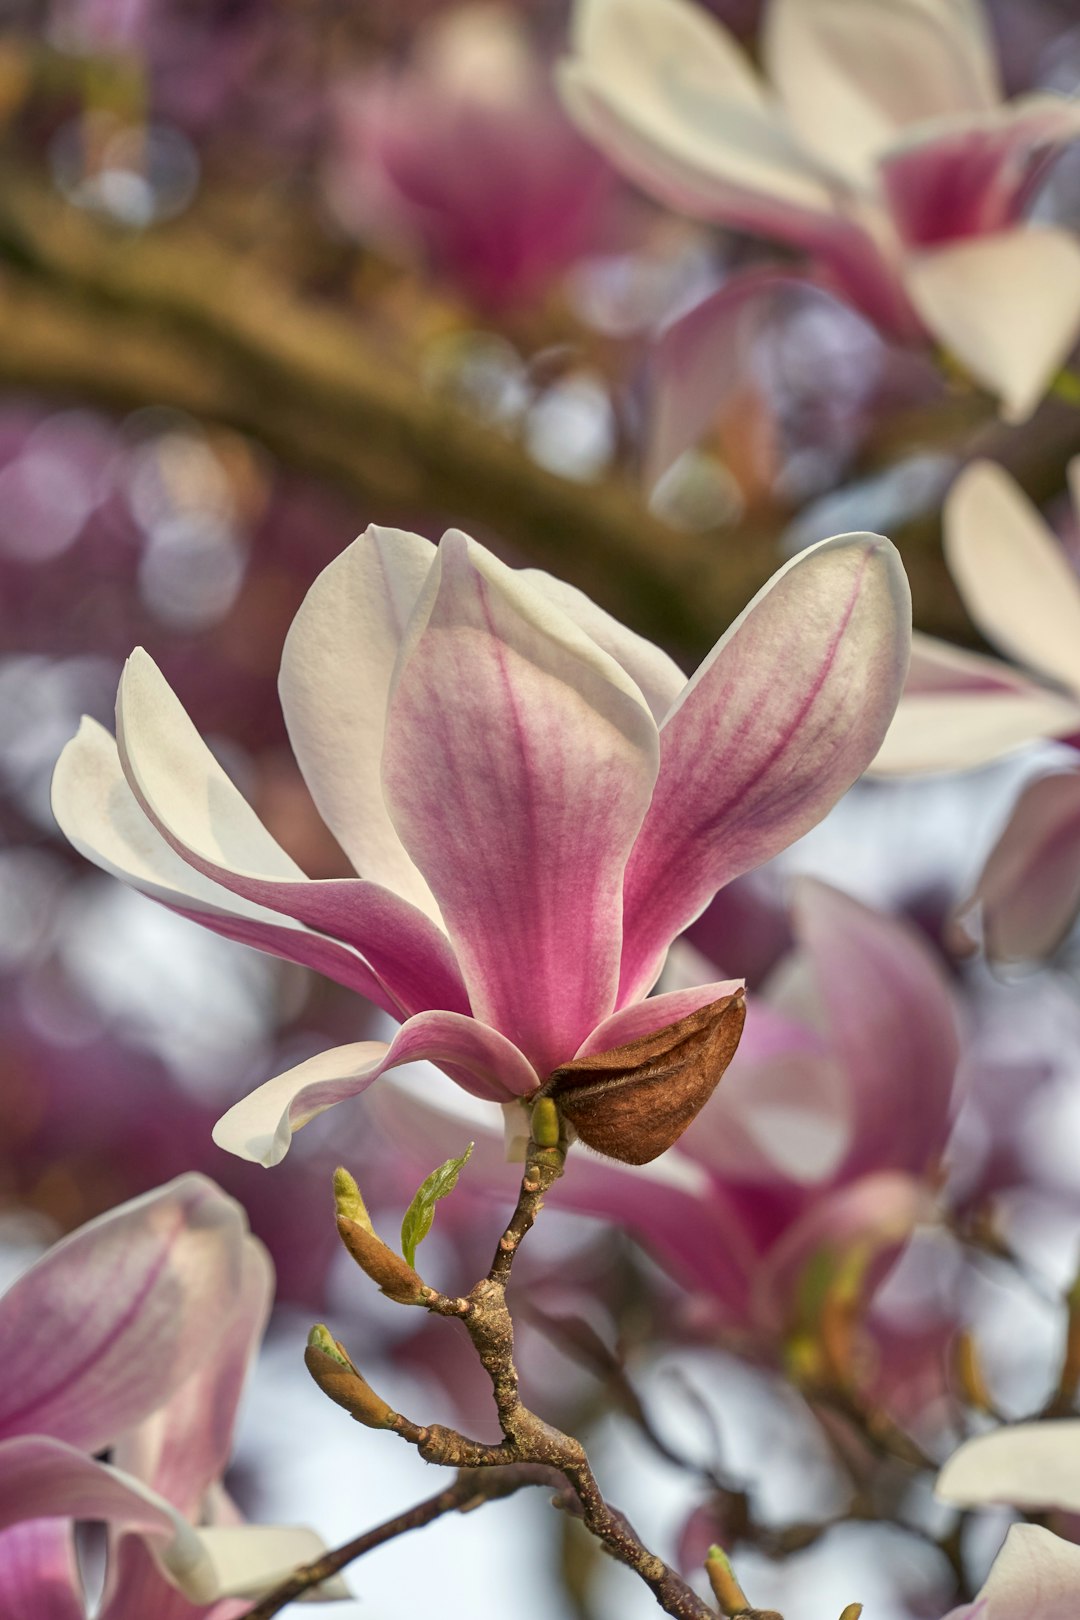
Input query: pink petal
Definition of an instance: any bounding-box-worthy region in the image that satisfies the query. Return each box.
[881,96,1080,249]
[905,226,1080,422]
[792,879,959,1178]
[619,532,911,1002]
[646,269,799,486]
[0,1176,252,1454]
[213,1013,540,1166]
[382,531,659,1076]
[680,1002,850,1186]
[0,1522,85,1620]
[0,1436,176,1543]
[937,1422,1080,1514]
[52,719,406,1017]
[112,1238,272,1521]
[945,460,1080,697]
[113,651,470,1019]
[957,770,1080,962]
[941,1524,1080,1620]
[574,979,743,1056]
[0,1441,332,1609]
[102,1540,249,1620]
[764,0,1000,187]
[278,525,440,919]
[751,1169,935,1329]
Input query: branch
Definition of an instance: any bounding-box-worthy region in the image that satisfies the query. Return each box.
[0,169,1053,660]
[241,1466,562,1620]
[310,1133,725,1620]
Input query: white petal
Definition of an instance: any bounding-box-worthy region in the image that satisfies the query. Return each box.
[906,225,1080,421]
[765,0,1000,185]
[116,648,304,882]
[937,1421,1080,1512]
[561,0,840,219]
[872,691,1080,773]
[945,460,1080,695]
[172,1525,349,1603]
[54,717,294,921]
[518,566,686,722]
[278,525,440,918]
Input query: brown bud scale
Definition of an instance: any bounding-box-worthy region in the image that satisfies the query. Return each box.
[540,990,746,1163]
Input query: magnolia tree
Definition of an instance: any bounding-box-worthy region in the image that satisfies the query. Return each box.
[8,0,1080,1616]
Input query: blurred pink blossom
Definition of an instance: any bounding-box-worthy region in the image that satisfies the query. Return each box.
[548,880,960,1337]
[326,5,618,311]
[52,523,910,1166]
[0,1174,335,1612]
[562,0,1080,420]
[376,881,960,1349]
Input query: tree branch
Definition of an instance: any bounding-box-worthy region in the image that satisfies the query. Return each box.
[240,1466,562,1619]
[308,1132,725,1620]
[1,170,1058,661]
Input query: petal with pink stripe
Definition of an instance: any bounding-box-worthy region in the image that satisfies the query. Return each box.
[382,532,659,1075]
[619,532,911,1003]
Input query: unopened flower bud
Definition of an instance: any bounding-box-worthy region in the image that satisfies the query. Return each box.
[333,1166,375,1234]
[540,989,745,1165]
[305,1324,396,1429]
[337,1214,427,1305]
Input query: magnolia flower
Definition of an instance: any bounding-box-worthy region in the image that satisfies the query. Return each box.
[326,3,615,312]
[0,1175,336,1611]
[374,880,959,1339]
[938,1425,1080,1619]
[875,459,1080,775]
[53,524,909,1167]
[561,0,1080,421]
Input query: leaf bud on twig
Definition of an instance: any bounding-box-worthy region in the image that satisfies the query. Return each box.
[304,1325,397,1429]
[333,1166,376,1234]
[336,1215,427,1305]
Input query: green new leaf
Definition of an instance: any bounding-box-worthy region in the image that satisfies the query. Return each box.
[400,1142,474,1268]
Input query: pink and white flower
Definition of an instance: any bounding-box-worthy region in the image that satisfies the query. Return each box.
[875,459,1080,776]
[52,524,910,1166]
[561,0,1080,421]
[0,1174,335,1612]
